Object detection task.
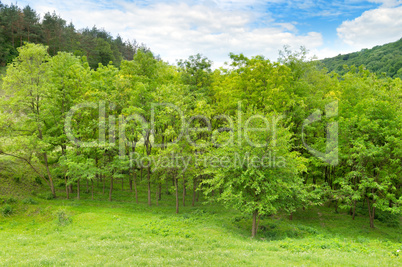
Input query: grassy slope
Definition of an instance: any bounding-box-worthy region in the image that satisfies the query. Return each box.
[0,170,44,198]
[0,182,401,266]
[320,38,402,78]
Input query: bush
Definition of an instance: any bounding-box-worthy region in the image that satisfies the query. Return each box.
[22,197,38,205]
[39,192,54,200]
[56,211,72,226]
[376,211,400,228]
[297,225,319,235]
[356,202,399,227]
[5,197,17,204]
[2,205,13,216]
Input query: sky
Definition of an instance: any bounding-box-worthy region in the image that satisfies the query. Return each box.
[3,0,402,67]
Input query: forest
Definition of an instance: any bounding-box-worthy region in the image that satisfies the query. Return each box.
[0,2,401,266]
[0,2,146,68]
[321,37,402,79]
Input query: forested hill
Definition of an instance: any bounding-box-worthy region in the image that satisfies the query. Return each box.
[320,38,402,79]
[0,1,149,69]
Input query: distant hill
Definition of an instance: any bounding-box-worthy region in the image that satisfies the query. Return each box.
[320,38,402,79]
[0,2,150,69]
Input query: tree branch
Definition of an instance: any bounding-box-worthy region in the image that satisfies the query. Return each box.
[0,150,49,185]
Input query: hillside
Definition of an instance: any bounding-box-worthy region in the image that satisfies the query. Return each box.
[0,183,401,266]
[0,2,147,69]
[320,38,402,78]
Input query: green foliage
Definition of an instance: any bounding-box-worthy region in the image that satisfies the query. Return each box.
[34,177,42,185]
[22,197,38,205]
[0,39,401,238]
[38,192,55,200]
[177,53,213,96]
[55,210,72,226]
[1,204,13,216]
[321,38,402,78]
[5,197,17,204]
[0,3,141,67]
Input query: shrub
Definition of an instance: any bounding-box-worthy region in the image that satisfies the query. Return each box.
[56,211,72,226]
[2,205,13,216]
[376,211,400,228]
[297,225,319,235]
[22,197,38,205]
[5,197,17,204]
[39,192,54,200]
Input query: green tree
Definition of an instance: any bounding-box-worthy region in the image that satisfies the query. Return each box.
[0,43,57,196]
[204,111,307,237]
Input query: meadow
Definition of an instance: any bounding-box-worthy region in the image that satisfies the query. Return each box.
[0,181,401,266]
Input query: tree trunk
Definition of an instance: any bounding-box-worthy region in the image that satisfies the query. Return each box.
[183,178,186,196]
[371,206,375,228]
[147,166,151,206]
[109,176,113,202]
[77,179,80,200]
[102,174,105,194]
[289,213,293,220]
[182,176,186,207]
[129,177,133,192]
[175,176,179,214]
[95,156,99,188]
[65,175,69,199]
[192,178,197,207]
[91,179,94,200]
[156,187,159,206]
[133,170,138,204]
[367,197,375,228]
[252,210,259,238]
[43,152,56,198]
[334,199,339,213]
[158,183,162,201]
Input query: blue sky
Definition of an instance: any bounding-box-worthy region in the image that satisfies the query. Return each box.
[3,0,402,67]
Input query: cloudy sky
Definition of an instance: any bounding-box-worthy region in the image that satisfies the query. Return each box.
[3,0,402,67]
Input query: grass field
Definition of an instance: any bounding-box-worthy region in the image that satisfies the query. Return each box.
[0,181,401,266]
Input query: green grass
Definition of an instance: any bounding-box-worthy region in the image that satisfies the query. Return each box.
[0,181,401,266]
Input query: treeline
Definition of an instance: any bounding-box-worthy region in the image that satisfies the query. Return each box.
[0,43,401,237]
[321,38,402,79]
[0,1,147,68]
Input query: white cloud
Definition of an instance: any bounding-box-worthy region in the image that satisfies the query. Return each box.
[2,0,324,67]
[337,6,402,49]
[367,0,402,7]
[311,46,357,60]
